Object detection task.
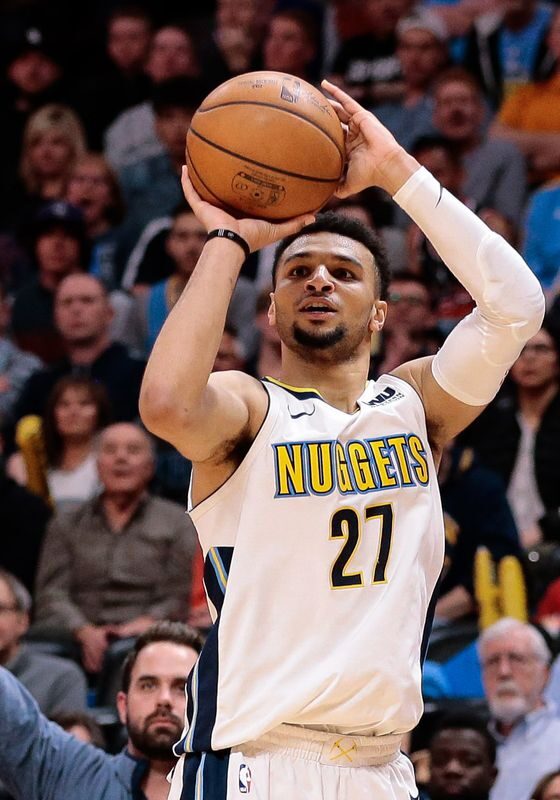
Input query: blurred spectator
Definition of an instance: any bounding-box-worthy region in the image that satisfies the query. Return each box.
[463,0,554,108]
[66,153,127,290]
[252,287,282,380]
[436,443,520,624]
[330,0,405,105]
[198,0,273,83]
[0,281,42,429]
[531,771,560,800]
[50,711,106,749]
[0,569,87,716]
[33,423,196,674]
[261,8,320,82]
[432,67,527,226]
[10,200,87,363]
[104,22,200,171]
[5,104,87,233]
[522,178,560,295]
[0,24,68,213]
[421,712,497,800]
[375,10,449,150]
[406,135,482,329]
[76,6,153,149]
[213,324,247,373]
[479,618,560,800]
[131,204,257,360]
[0,621,201,799]
[0,435,51,593]
[12,273,145,427]
[374,272,438,376]
[117,77,205,261]
[490,8,560,186]
[7,376,110,508]
[460,316,560,548]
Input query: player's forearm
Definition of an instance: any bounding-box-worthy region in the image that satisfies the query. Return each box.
[393,167,544,331]
[140,239,245,424]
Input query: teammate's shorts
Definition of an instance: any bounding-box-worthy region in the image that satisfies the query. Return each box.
[168,723,419,800]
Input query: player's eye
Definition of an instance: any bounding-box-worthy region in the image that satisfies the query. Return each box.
[289,266,308,277]
[334,268,354,279]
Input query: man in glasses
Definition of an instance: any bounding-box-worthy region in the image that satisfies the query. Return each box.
[479,618,560,800]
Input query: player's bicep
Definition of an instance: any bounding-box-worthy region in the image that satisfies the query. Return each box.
[391,357,487,447]
[146,371,268,463]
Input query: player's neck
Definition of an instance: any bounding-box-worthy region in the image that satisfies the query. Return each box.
[278,353,369,413]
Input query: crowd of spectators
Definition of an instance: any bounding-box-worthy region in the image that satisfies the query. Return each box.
[1,0,560,798]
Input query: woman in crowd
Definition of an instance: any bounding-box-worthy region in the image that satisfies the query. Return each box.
[532,771,560,800]
[8,375,111,507]
[460,315,560,549]
[66,152,126,290]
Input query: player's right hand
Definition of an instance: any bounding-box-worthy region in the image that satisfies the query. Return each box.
[181,166,316,254]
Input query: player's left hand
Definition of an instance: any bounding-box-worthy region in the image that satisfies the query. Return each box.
[181,166,315,254]
[321,79,419,198]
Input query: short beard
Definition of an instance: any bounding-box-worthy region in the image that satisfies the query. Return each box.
[293,322,346,350]
[489,693,529,727]
[127,713,182,760]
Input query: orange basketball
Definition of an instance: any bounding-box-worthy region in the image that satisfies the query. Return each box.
[186,71,345,220]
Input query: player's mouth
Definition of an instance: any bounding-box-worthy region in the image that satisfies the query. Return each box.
[299,299,336,319]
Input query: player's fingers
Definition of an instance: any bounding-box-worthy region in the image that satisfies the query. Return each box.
[270,213,316,240]
[321,79,364,115]
[325,98,351,125]
[181,165,204,208]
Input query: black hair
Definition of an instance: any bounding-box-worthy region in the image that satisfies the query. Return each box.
[271,211,391,299]
[540,312,560,361]
[120,621,203,692]
[410,134,462,166]
[429,711,496,765]
[151,76,207,115]
[50,711,106,750]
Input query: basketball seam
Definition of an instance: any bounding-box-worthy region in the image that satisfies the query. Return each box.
[196,100,345,160]
[186,143,245,217]
[189,127,341,184]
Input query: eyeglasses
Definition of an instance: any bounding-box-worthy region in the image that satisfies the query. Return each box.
[0,604,18,614]
[482,652,540,670]
[388,292,427,306]
[519,343,556,357]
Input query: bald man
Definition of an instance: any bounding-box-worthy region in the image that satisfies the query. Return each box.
[11,274,145,428]
[33,422,196,673]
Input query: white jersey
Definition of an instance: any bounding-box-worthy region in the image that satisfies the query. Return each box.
[178,374,444,755]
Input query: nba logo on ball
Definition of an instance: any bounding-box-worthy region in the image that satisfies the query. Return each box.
[239,764,252,793]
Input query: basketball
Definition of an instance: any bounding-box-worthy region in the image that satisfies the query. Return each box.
[186,71,345,220]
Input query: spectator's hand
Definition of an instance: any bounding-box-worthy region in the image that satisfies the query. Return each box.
[181,167,316,254]
[75,625,109,673]
[107,615,156,639]
[0,374,10,393]
[321,79,418,197]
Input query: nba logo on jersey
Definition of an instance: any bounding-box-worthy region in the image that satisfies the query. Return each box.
[239,764,252,793]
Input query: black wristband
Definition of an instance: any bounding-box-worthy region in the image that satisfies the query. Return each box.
[206,229,251,260]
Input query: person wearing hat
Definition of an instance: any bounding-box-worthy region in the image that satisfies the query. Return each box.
[0,25,69,220]
[10,200,87,364]
[374,10,449,150]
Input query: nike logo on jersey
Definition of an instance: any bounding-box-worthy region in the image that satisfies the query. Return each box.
[288,405,315,419]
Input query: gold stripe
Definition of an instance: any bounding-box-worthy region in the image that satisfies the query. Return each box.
[264,376,323,397]
[209,547,228,589]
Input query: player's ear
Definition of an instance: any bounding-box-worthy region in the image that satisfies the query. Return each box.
[369,300,387,333]
[268,293,276,326]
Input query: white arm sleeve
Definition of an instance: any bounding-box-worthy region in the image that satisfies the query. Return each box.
[393,167,545,406]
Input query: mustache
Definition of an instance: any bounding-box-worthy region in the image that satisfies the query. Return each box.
[145,708,182,727]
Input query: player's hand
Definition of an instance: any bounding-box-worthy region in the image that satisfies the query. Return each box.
[181,166,315,254]
[321,79,420,197]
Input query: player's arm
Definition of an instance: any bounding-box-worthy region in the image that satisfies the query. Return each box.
[389,166,544,449]
[322,80,545,451]
[139,168,315,462]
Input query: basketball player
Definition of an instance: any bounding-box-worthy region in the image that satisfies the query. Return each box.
[139,80,544,799]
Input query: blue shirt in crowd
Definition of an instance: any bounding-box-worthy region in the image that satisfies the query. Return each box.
[0,667,149,800]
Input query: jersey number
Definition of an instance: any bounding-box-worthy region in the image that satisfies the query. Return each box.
[330,504,393,589]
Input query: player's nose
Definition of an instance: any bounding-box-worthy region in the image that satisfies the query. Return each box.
[305,265,334,293]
